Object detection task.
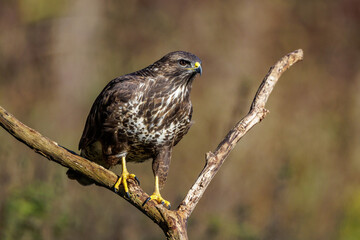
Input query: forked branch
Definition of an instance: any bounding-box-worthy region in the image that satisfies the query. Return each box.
[0,49,303,239]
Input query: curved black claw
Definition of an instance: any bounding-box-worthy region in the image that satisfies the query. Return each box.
[162,202,171,210]
[125,191,130,199]
[134,176,140,185]
[142,197,151,207]
[142,195,171,209]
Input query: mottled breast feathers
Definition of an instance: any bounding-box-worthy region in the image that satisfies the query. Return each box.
[79,51,202,166]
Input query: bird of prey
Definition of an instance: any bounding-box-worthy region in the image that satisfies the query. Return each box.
[67,51,202,208]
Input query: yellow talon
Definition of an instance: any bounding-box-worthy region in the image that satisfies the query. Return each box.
[114,156,139,198]
[145,192,171,209]
[142,176,171,209]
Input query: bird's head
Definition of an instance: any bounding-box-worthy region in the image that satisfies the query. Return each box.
[155,51,202,85]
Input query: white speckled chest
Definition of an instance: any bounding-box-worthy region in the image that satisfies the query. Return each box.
[116,81,192,148]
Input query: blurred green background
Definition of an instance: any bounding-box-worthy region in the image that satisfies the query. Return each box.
[0,0,360,239]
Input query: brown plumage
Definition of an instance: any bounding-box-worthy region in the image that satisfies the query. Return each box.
[67,51,202,205]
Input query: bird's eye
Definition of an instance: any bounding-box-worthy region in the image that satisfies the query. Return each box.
[179,59,189,66]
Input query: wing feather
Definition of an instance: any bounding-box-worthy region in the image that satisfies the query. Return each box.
[78,76,141,150]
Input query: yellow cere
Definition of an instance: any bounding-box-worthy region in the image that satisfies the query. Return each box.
[194,62,201,68]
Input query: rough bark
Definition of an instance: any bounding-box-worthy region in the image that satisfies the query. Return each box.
[0,49,303,239]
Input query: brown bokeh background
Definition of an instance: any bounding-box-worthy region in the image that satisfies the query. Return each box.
[1,0,360,239]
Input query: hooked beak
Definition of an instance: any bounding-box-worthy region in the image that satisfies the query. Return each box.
[193,61,202,76]
[188,61,202,76]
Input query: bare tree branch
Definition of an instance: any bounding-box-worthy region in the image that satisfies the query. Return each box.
[0,105,171,233]
[0,49,303,239]
[178,49,304,219]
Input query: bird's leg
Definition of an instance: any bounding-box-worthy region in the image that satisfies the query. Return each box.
[114,155,140,198]
[142,175,171,209]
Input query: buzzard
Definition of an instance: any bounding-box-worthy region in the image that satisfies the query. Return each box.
[67,51,202,208]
